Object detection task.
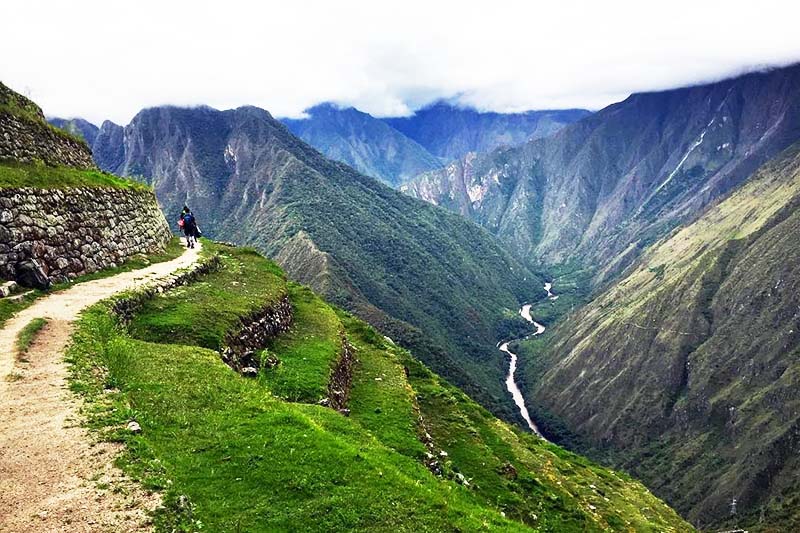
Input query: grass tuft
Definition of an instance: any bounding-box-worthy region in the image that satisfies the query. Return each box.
[15,317,47,360]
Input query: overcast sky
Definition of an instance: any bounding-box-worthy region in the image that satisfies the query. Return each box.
[3,1,800,124]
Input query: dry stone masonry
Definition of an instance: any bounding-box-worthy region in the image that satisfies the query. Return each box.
[0,82,96,169]
[0,187,172,285]
[221,295,294,372]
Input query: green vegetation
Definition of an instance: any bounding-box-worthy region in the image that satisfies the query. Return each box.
[516,143,800,531]
[129,244,285,351]
[260,283,341,402]
[0,290,39,329]
[0,81,87,146]
[66,243,691,531]
[15,317,47,359]
[0,160,148,190]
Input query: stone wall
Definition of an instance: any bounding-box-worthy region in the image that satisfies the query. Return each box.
[0,112,96,169]
[221,295,294,372]
[0,82,96,169]
[325,334,356,412]
[0,187,172,284]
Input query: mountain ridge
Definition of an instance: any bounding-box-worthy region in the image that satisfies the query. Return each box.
[403,63,800,284]
[89,102,543,419]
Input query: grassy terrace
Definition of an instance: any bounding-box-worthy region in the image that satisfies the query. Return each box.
[260,283,342,403]
[0,160,148,190]
[66,243,692,531]
[129,245,286,351]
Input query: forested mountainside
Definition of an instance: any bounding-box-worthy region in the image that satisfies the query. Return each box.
[516,143,800,531]
[90,104,541,418]
[280,103,443,186]
[403,64,800,285]
[385,102,590,161]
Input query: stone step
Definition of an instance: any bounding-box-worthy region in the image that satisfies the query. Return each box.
[0,280,19,298]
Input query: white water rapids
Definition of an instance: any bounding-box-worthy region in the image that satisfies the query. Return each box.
[499,283,555,437]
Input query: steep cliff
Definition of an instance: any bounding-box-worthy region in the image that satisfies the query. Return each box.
[518,143,800,530]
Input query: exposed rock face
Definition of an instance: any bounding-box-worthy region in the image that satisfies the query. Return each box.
[0,187,171,285]
[0,82,95,169]
[91,120,125,172]
[404,64,800,284]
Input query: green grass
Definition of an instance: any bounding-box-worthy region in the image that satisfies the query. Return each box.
[259,283,342,403]
[0,160,148,190]
[15,317,47,359]
[0,238,184,330]
[65,244,691,532]
[398,350,691,532]
[0,290,40,329]
[341,310,428,459]
[128,244,286,351]
[67,303,526,532]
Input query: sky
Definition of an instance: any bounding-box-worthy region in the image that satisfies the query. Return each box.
[3,0,800,124]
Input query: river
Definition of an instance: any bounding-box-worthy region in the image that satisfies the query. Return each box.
[500,284,553,437]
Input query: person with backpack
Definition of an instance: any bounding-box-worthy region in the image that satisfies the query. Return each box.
[178,205,201,248]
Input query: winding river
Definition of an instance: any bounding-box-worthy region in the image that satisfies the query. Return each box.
[499,284,554,437]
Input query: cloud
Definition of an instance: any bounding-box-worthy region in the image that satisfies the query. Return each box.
[2,0,799,124]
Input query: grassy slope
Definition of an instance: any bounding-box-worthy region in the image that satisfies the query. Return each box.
[14,317,47,359]
[261,283,342,403]
[128,245,285,351]
[67,242,691,532]
[517,143,800,530]
[0,160,147,190]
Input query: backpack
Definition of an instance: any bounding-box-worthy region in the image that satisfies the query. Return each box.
[177,217,185,228]
[183,213,195,227]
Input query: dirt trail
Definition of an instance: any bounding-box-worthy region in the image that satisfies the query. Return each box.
[0,241,201,532]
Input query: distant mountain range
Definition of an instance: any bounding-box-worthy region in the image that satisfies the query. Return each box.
[279,104,443,187]
[279,102,589,185]
[403,64,800,285]
[384,103,591,161]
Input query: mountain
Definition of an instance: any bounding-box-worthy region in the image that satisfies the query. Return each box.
[47,117,100,146]
[92,104,542,418]
[516,142,800,531]
[385,102,591,160]
[91,120,125,171]
[403,65,800,285]
[280,104,443,186]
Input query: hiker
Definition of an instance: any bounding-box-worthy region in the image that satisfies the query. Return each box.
[178,205,201,248]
